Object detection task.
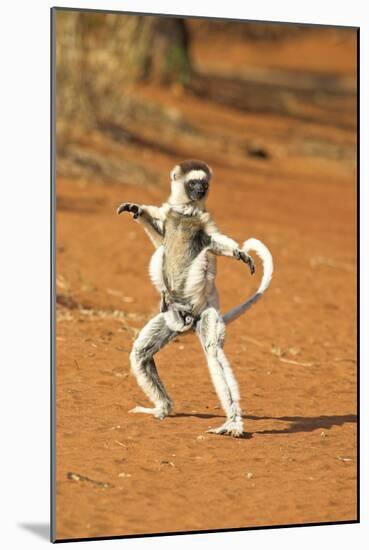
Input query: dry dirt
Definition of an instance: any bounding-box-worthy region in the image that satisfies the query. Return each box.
[55,28,357,541]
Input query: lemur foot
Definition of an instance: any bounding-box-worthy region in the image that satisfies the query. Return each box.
[233,249,256,275]
[117,202,143,219]
[207,419,244,438]
[129,405,171,419]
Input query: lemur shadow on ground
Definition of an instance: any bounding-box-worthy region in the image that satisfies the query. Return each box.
[174,412,357,436]
[248,414,357,435]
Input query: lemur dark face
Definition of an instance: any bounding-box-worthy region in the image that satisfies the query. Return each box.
[170,159,212,204]
[185,176,209,200]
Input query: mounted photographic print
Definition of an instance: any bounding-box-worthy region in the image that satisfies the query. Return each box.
[51,7,358,543]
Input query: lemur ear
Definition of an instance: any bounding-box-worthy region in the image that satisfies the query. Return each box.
[171,165,181,181]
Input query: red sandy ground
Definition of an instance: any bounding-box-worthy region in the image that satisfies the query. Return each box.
[56,167,356,539]
[55,28,357,540]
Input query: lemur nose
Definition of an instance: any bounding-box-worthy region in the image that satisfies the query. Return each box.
[194,183,205,194]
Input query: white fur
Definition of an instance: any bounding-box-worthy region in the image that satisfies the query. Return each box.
[168,168,209,206]
[136,204,165,249]
[243,238,273,294]
[210,233,239,257]
[129,312,176,418]
[124,166,273,438]
[197,308,244,437]
[184,169,208,182]
[184,248,217,315]
[167,203,203,216]
[149,246,165,293]
[165,310,191,332]
[169,179,189,205]
[223,238,273,324]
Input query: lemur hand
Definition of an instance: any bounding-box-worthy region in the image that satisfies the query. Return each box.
[117,202,143,219]
[233,249,256,275]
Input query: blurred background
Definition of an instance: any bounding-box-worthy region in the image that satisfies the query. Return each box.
[56,11,356,186]
[55,10,357,541]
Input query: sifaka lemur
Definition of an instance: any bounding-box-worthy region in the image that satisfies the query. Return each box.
[117,159,273,437]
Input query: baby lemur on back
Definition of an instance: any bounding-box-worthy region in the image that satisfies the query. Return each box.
[117,159,273,437]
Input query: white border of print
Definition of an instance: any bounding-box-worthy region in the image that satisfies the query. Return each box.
[1,1,365,548]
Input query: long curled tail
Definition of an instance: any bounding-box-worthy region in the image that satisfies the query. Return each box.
[223,238,273,325]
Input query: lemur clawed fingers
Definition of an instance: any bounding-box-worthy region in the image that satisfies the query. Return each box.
[244,254,256,275]
[233,249,256,275]
[117,202,143,218]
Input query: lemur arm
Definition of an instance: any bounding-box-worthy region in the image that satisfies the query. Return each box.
[202,213,255,274]
[139,205,165,248]
[117,203,165,248]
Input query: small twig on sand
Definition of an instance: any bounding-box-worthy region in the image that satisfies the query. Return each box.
[239,337,317,367]
[67,472,113,488]
[271,344,316,366]
[114,440,127,448]
[241,336,265,348]
[279,357,317,367]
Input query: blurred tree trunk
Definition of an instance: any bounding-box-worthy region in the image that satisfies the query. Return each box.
[56,11,191,148]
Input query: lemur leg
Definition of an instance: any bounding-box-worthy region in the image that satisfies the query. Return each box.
[129,313,178,419]
[196,307,244,437]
